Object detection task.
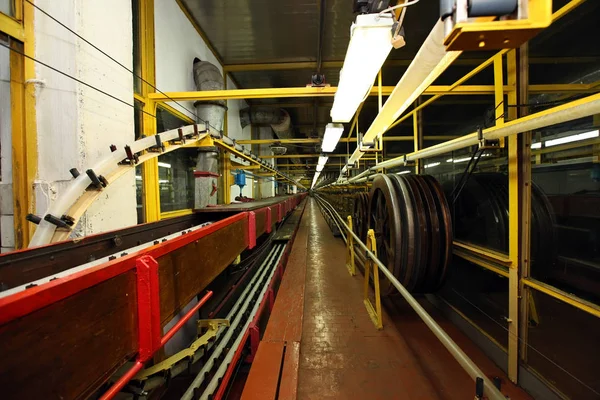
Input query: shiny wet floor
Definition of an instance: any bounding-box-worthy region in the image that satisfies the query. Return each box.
[297,198,530,400]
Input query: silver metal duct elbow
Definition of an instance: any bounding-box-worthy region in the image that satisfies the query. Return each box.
[240,107,285,129]
[270,110,294,140]
[193,60,227,131]
[239,107,294,139]
[239,107,299,164]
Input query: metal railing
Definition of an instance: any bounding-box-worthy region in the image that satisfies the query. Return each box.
[313,194,506,400]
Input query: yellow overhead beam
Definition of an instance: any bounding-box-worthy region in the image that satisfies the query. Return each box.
[222,56,600,72]
[277,163,346,167]
[147,85,537,102]
[387,49,509,133]
[236,135,459,145]
[260,154,348,159]
[148,83,596,103]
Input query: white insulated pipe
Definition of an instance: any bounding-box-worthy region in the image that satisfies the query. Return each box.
[375,92,600,171]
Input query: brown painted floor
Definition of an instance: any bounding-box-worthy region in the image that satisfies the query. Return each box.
[297,198,532,400]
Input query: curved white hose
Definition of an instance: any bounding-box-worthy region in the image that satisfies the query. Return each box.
[29,125,199,247]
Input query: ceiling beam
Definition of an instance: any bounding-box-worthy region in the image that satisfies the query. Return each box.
[223,57,600,73]
[149,85,514,102]
[276,163,346,167]
[257,98,491,108]
[237,136,458,145]
[260,154,348,159]
[149,84,595,102]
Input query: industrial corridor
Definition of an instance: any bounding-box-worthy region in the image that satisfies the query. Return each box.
[240,198,531,400]
[2,1,598,398]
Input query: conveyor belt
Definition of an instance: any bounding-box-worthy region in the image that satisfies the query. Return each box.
[0,194,307,400]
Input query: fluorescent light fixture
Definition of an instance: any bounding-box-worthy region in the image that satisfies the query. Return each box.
[424,162,440,169]
[159,179,169,184]
[446,158,453,162]
[311,171,321,189]
[322,123,345,152]
[316,164,324,172]
[318,155,329,167]
[397,170,411,175]
[158,162,171,169]
[330,14,394,123]
[531,142,542,149]
[544,129,599,147]
[453,157,472,163]
[135,175,142,180]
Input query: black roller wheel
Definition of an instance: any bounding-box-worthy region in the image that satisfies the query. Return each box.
[368,175,403,294]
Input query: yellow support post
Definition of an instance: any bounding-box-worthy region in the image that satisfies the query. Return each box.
[413,97,423,174]
[346,216,356,276]
[506,49,520,383]
[517,43,532,366]
[220,151,232,204]
[364,229,383,330]
[137,0,161,223]
[493,52,506,148]
[377,69,383,165]
[22,0,37,244]
[142,100,161,222]
[10,40,29,249]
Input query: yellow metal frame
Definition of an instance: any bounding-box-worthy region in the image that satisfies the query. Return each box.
[506,49,520,382]
[9,39,28,249]
[135,0,161,223]
[325,1,595,388]
[0,0,24,40]
[222,56,600,73]
[160,208,194,219]
[1,0,36,248]
[363,229,383,330]
[346,216,356,276]
[524,278,600,319]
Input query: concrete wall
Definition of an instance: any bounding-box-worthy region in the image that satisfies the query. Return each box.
[33,0,136,238]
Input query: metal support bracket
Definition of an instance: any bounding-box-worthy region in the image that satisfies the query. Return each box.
[363,229,383,329]
[346,215,356,276]
[477,126,502,150]
[134,319,229,381]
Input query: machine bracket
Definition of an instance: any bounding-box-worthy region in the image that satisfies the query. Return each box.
[119,145,139,165]
[363,229,383,330]
[133,319,230,381]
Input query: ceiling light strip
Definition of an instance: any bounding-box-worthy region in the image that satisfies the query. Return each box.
[345,20,462,169]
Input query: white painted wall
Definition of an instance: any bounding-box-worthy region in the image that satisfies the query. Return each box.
[155,1,254,202]
[154,0,222,120]
[33,0,136,238]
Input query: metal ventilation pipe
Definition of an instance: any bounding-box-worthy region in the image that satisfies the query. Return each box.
[240,107,299,164]
[193,60,227,131]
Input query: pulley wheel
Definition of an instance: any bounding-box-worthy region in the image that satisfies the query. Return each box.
[368,175,403,294]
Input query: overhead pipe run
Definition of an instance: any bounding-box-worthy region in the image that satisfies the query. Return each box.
[240,107,300,164]
[339,92,600,184]
[193,59,227,131]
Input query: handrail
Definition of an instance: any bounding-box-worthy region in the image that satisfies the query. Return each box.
[313,194,506,400]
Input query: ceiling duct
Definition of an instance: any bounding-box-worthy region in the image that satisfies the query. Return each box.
[240,107,300,164]
[193,59,227,131]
